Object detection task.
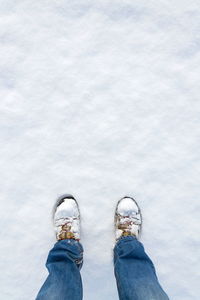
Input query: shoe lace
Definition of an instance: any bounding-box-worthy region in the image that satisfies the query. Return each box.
[116,214,141,230]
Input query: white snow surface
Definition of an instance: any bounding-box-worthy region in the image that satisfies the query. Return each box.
[0,1,200,299]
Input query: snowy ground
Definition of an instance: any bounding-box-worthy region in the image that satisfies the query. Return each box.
[0,1,200,299]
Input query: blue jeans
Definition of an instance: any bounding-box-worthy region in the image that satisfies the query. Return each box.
[36,237,169,300]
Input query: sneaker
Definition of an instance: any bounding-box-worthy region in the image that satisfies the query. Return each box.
[53,194,80,241]
[115,196,142,240]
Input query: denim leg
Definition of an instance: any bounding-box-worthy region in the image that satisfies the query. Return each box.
[36,239,83,300]
[114,236,169,300]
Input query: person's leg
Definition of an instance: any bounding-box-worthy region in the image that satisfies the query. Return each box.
[36,239,83,300]
[114,236,169,300]
[35,194,83,300]
[114,196,169,300]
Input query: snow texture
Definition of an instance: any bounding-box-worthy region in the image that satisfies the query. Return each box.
[0,1,200,299]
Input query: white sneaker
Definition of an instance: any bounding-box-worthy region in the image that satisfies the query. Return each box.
[115,196,142,240]
[53,194,81,241]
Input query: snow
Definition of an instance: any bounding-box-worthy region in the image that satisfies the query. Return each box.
[55,197,79,218]
[0,1,200,299]
[116,197,139,216]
